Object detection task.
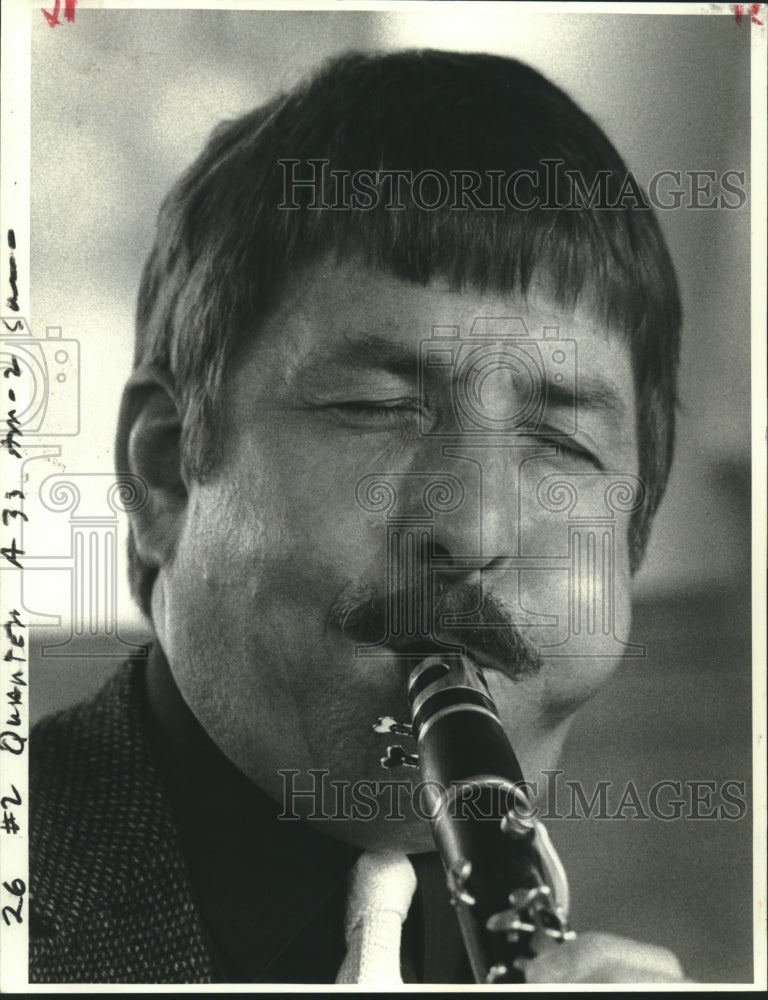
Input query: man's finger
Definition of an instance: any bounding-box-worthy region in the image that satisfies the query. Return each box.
[516,931,687,983]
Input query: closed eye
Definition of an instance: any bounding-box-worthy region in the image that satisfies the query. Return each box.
[554,439,601,468]
[324,398,425,428]
[540,432,602,469]
[514,420,602,468]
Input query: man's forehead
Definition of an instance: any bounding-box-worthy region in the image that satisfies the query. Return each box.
[267,262,626,354]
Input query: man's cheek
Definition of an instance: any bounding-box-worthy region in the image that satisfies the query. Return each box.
[519,553,632,713]
[519,464,635,608]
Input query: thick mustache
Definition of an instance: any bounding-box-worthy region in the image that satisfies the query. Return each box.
[328,581,541,680]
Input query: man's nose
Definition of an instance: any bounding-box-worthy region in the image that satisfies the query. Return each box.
[401,441,540,580]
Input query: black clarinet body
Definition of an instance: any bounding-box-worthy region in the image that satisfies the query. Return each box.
[406,654,574,984]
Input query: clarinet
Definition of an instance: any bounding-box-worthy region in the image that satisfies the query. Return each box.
[376,653,575,984]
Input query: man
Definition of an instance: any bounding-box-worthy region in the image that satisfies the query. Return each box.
[30,49,686,983]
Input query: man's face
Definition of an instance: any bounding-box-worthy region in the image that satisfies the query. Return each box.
[152,259,640,851]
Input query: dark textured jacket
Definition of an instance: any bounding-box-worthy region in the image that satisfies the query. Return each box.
[30,663,215,984]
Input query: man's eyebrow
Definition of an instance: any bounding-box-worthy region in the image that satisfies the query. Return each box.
[295,334,420,385]
[550,374,627,419]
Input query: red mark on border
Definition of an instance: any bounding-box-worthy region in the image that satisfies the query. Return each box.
[734,3,763,24]
[42,0,77,28]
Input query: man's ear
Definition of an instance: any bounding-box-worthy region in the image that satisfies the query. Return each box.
[115,371,188,570]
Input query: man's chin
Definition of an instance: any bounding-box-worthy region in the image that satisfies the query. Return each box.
[275,765,439,851]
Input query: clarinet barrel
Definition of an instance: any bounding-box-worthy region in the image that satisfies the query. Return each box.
[407,654,574,984]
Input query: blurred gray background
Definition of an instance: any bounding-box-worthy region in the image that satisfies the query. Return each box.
[26,7,753,983]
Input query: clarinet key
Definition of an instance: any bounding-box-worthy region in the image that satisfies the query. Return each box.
[373,716,413,737]
[380,744,419,769]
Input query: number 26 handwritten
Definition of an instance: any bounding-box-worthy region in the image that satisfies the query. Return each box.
[2,878,25,926]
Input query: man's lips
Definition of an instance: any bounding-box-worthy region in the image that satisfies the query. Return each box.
[378,634,535,683]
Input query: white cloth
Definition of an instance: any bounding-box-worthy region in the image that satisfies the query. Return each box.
[335,851,417,985]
